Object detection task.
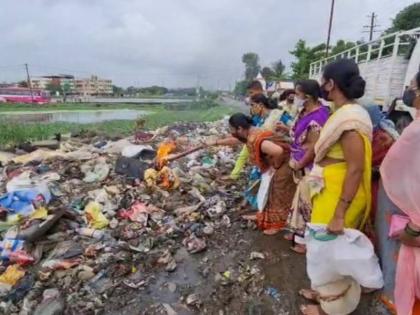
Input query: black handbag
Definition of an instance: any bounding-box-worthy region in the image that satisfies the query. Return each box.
[115,156,150,179]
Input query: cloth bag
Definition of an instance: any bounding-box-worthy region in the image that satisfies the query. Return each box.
[305,224,384,289]
[256,168,274,211]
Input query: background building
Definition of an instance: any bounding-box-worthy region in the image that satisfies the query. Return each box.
[75,75,113,96]
[31,74,112,96]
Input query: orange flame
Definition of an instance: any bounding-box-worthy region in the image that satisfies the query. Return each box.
[156,141,176,169]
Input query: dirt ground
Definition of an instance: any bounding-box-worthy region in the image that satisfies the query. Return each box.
[102,211,389,315]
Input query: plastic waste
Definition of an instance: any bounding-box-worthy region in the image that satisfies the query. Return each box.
[81,158,110,183]
[33,288,64,315]
[85,201,109,229]
[183,234,207,254]
[0,264,25,286]
[0,239,24,260]
[122,144,153,158]
[265,287,281,302]
[76,228,105,240]
[305,224,384,289]
[9,250,35,266]
[118,201,149,225]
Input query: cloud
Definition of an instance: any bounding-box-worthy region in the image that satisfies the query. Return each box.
[0,0,417,88]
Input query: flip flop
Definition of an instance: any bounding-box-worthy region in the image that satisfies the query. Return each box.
[299,289,319,302]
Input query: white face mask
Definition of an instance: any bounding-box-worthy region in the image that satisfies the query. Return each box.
[294,97,306,108]
[244,97,251,105]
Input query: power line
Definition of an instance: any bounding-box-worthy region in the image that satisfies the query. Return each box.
[363,12,381,41]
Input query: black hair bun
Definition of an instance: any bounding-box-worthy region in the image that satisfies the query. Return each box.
[344,75,365,99]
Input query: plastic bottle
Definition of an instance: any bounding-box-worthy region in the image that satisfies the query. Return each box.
[76,228,104,240]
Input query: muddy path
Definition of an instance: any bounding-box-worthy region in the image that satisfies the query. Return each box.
[103,214,387,315]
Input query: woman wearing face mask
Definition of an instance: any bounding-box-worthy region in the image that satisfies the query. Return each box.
[300,59,373,315]
[209,94,284,211]
[286,80,330,254]
[211,113,296,235]
[375,71,420,315]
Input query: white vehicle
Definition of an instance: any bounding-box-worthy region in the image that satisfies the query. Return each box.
[309,27,420,133]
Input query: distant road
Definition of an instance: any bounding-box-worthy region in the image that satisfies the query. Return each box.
[219,96,248,114]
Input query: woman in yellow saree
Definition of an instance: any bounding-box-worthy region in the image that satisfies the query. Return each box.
[300,59,373,315]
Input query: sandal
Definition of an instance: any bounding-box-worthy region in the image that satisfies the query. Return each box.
[291,244,307,254]
[299,289,319,302]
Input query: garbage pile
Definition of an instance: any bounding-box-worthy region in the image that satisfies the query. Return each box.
[0,120,270,314]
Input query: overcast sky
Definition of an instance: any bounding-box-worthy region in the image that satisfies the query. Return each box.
[0,0,418,89]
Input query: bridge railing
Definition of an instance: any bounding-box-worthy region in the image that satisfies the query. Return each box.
[309,27,420,78]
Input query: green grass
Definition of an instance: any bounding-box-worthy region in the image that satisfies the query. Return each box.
[0,105,234,146]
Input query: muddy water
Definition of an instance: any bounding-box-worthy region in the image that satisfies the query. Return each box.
[0,109,150,124]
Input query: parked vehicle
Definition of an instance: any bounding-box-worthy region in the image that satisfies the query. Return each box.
[0,87,51,104]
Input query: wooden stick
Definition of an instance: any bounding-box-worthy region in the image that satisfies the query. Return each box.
[165,145,205,162]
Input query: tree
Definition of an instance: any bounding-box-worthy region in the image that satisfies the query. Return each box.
[388,3,420,33]
[330,40,356,56]
[46,82,62,95]
[261,66,275,80]
[112,85,124,96]
[289,40,314,80]
[242,52,261,81]
[272,60,285,78]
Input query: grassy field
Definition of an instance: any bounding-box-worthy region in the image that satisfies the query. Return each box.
[0,104,234,146]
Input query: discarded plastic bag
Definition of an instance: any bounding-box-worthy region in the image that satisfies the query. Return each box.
[82,158,110,183]
[85,201,109,229]
[33,288,64,315]
[305,224,384,289]
[122,144,153,158]
[257,168,274,211]
[118,201,149,225]
[0,264,25,286]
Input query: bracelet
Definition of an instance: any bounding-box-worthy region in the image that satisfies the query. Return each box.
[405,224,420,237]
[339,197,352,205]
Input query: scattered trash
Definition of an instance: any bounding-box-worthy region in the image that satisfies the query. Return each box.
[183,234,207,254]
[0,120,294,314]
[85,201,109,229]
[0,264,25,286]
[250,251,265,260]
[265,287,282,302]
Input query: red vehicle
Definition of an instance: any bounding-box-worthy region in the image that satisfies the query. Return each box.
[0,87,50,104]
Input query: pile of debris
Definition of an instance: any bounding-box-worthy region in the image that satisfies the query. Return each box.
[0,120,273,314]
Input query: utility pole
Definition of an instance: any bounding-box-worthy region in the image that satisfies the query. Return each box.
[325,0,335,58]
[24,63,34,103]
[363,12,380,41]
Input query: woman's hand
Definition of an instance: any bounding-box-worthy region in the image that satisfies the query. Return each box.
[275,122,289,133]
[327,216,345,234]
[289,159,302,171]
[399,223,420,247]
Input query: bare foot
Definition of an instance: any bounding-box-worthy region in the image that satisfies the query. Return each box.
[284,232,294,241]
[299,289,319,302]
[362,287,377,294]
[242,214,257,221]
[263,228,281,235]
[300,304,326,315]
[291,244,306,254]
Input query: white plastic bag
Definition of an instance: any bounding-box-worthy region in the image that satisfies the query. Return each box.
[305,224,384,289]
[257,168,274,211]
